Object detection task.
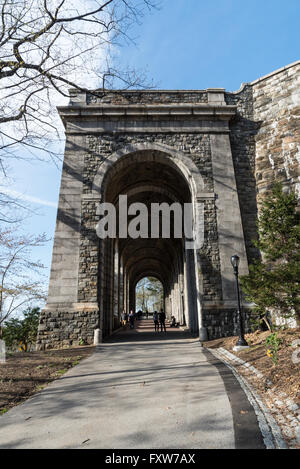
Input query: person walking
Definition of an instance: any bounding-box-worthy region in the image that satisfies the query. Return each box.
[158,309,166,334]
[153,311,159,332]
[121,310,127,327]
[129,310,135,329]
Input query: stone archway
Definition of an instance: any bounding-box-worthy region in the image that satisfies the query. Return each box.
[96,147,205,338]
[37,87,251,349]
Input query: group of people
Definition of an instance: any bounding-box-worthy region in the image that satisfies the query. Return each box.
[153,310,166,333]
[121,310,136,329]
[120,309,179,332]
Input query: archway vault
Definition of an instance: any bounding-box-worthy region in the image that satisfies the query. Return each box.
[92,142,206,201]
[98,146,203,337]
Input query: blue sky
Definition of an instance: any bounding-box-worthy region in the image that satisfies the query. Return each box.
[5,0,300,296]
[118,0,300,90]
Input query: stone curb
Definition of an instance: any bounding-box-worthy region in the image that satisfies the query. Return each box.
[208,349,288,449]
[212,347,300,448]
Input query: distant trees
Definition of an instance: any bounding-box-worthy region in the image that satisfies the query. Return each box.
[2,307,40,350]
[146,276,164,311]
[240,182,300,328]
[136,276,164,311]
[0,229,47,338]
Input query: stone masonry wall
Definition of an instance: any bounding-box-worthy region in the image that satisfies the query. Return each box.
[85,133,214,193]
[225,86,260,263]
[79,133,222,306]
[36,310,99,349]
[224,61,300,263]
[203,308,252,341]
[78,199,99,303]
[252,63,300,204]
[86,90,208,105]
[199,199,222,302]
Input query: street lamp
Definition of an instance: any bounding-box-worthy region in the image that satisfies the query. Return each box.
[231,255,248,348]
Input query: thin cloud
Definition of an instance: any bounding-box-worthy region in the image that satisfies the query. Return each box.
[1,187,57,208]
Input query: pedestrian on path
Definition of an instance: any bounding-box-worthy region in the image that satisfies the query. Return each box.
[121,311,127,326]
[153,311,159,332]
[129,310,135,329]
[159,309,166,334]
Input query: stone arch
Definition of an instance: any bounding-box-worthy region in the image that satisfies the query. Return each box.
[95,143,205,337]
[92,142,207,201]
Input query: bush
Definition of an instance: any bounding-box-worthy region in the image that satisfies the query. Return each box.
[240,182,300,327]
[2,307,40,351]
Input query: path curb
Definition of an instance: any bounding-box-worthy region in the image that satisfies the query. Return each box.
[207,347,289,449]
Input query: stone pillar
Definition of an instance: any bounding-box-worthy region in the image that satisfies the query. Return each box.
[119,258,124,315]
[210,132,249,300]
[46,134,84,307]
[113,241,119,328]
[37,136,100,349]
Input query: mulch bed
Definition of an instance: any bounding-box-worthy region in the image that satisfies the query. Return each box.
[204,328,300,404]
[0,346,95,414]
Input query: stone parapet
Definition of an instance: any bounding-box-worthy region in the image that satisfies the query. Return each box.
[202,307,252,341]
[36,309,99,350]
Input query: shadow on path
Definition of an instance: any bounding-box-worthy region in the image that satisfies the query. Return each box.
[105,319,192,344]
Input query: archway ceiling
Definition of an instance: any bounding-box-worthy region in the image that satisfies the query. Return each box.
[121,237,183,284]
[120,238,181,265]
[125,248,172,283]
[128,259,169,289]
[102,150,189,299]
[105,160,191,204]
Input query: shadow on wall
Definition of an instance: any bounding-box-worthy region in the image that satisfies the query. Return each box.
[226,86,262,265]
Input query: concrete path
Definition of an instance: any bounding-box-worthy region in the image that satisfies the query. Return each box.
[0,320,265,449]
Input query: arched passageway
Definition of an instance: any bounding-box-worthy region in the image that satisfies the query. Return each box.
[98,149,200,338]
[39,88,251,350]
[135,276,164,314]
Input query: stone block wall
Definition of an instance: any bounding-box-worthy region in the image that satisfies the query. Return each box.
[80,132,222,306]
[85,90,208,105]
[203,308,252,340]
[252,62,300,204]
[36,310,99,349]
[225,86,260,263]
[224,61,300,263]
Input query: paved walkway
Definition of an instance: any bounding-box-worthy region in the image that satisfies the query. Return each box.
[0,320,265,449]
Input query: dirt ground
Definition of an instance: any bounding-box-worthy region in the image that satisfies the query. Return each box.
[203,328,300,404]
[0,346,95,414]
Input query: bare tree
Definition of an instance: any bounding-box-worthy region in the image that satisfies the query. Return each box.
[0,0,156,224]
[0,0,156,163]
[0,228,48,337]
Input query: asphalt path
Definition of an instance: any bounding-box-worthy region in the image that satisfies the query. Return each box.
[0,320,265,449]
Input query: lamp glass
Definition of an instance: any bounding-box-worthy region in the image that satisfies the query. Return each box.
[231,255,240,269]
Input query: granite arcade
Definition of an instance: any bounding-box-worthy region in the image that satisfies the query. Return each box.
[36,61,300,349]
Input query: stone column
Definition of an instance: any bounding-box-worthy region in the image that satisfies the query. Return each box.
[210,133,249,301]
[113,241,119,327]
[46,134,84,307]
[37,135,100,349]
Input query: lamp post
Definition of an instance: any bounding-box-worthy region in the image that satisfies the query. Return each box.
[231,255,248,347]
